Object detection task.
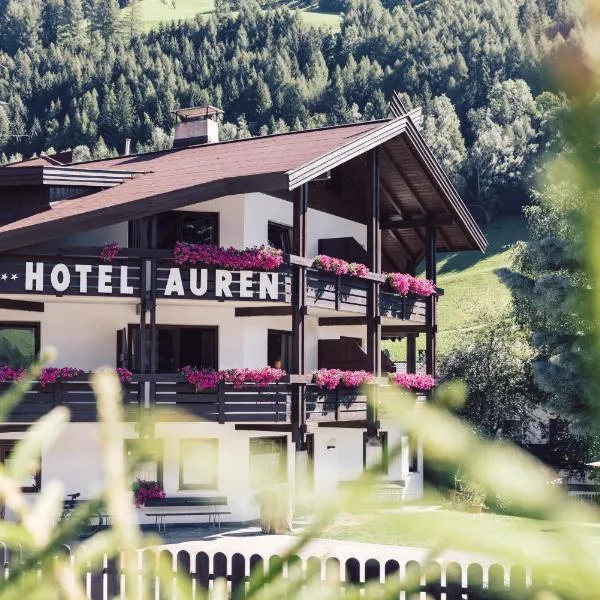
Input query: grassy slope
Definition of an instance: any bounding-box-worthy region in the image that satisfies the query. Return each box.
[435,215,527,354]
[382,215,527,359]
[124,0,342,31]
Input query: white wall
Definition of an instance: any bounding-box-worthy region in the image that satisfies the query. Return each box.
[243,193,367,257]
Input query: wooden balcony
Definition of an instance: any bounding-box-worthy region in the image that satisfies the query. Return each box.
[0,374,371,425]
[0,251,427,325]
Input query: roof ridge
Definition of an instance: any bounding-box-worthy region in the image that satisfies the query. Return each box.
[61,119,391,169]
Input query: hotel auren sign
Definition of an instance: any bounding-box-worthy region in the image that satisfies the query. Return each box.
[0,258,287,302]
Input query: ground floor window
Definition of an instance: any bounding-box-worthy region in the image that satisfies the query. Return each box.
[267,330,292,372]
[363,432,389,474]
[179,439,219,490]
[128,325,218,372]
[0,439,40,492]
[0,322,40,368]
[249,436,287,489]
[124,438,163,486]
[408,435,418,473]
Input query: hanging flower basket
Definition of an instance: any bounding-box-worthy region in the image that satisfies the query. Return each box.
[132,479,166,508]
[173,242,284,271]
[390,372,435,391]
[312,369,373,390]
[180,366,287,392]
[100,241,122,263]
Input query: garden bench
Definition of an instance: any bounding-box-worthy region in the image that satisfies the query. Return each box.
[145,496,230,532]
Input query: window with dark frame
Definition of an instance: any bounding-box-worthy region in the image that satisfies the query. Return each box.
[0,439,40,493]
[129,212,219,249]
[0,322,40,368]
[268,222,293,255]
[267,330,292,373]
[124,439,164,487]
[363,432,389,474]
[408,435,418,473]
[249,436,288,489]
[128,325,218,373]
[179,439,219,490]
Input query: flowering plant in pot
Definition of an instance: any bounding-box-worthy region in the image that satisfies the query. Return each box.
[173,242,284,270]
[132,479,166,508]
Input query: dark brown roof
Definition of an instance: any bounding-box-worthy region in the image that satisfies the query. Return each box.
[0,117,486,257]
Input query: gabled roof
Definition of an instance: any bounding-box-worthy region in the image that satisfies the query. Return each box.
[0,116,486,258]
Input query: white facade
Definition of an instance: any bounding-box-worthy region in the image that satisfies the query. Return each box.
[0,191,423,523]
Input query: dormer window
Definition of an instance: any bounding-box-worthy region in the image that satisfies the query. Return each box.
[129,211,219,249]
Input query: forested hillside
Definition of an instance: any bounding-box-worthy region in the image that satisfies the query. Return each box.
[0,0,579,218]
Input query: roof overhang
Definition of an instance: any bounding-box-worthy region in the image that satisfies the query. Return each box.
[0,166,136,188]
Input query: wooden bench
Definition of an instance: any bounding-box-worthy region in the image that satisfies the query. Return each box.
[145,497,230,532]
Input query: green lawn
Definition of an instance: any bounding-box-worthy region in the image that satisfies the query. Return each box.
[122,0,342,30]
[323,509,597,562]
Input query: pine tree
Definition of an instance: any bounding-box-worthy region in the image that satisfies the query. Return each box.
[60,0,85,45]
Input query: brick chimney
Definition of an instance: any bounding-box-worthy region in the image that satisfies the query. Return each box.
[171,106,223,148]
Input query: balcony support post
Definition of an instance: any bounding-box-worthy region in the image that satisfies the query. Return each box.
[291,183,308,452]
[148,216,158,413]
[407,335,417,374]
[425,225,437,377]
[366,148,381,439]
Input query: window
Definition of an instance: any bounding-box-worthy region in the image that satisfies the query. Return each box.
[128,325,218,372]
[408,435,418,473]
[249,436,287,489]
[179,439,218,490]
[267,330,292,372]
[130,212,219,249]
[124,438,163,486]
[0,439,40,492]
[268,222,293,255]
[363,432,388,474]
[0,322,40,368]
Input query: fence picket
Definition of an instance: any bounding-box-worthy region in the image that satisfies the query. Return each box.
[405,560,421,600]
[194,551,210,594]
[509,564,528,599]
[425,561,442,600]
[158,549,174,599]
[445,562,463,600]
[466,562,484,600]
[489,563,505,596]
[142,550,158,599]
[231,552,246,599]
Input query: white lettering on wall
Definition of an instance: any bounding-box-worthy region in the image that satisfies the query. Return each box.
[120,266,134,295]
[189,269,207,297]
[74,264,92,293]
[238,271,254,299]
[215,270,232,298]
[98,265,113,293]
[164,268,184,296]
[50,264,70,293]
[259,272,279,300]
[25,262,44,292]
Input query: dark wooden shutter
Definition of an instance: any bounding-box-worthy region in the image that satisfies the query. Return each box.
[116,328,128,368]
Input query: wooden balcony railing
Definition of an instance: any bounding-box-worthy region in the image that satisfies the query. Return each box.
[0,374,378,424]
[0,249,429,324]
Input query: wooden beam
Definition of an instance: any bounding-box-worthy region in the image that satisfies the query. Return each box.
[425,225,437,377]
[380,215,454,230]
[382,324,429,336]
[292,184,308,450]
[235,424,293,432]
[235,306,292,318]
[319,316,366,327]
[380,145,454,250]
[0,424,30,433]
[0,298,44,312]
[318,420,373,429]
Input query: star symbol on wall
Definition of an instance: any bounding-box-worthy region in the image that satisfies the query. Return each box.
[1,274,7,281]
[10,274,17,280]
